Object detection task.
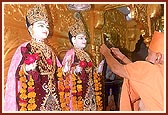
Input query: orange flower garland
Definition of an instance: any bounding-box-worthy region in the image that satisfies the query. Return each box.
[72,75,83,111]
[93,72,103,111]
[57,59,103,111]
[57,67,84,111]
[19,66,37,111]
[64,73,71,111]
[57,67,66,110]
[19,67,28,111]
[27,75,37,111]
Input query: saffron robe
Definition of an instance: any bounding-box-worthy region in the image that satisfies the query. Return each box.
[120,61,164,111]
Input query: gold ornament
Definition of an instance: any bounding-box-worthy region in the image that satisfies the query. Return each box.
[69,19,86,37]
[26,4,48,25]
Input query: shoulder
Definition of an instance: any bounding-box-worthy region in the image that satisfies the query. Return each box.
[125,61,155,70]
[124,61,158,80]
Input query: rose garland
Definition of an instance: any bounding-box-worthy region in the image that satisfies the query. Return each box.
[80,59,103,111]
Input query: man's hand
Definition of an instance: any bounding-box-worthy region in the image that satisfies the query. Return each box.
[100,44,111,57]
[110,47,125,61]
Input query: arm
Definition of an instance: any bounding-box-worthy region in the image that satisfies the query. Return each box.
[100,44,129,78]
[110,47,132,64]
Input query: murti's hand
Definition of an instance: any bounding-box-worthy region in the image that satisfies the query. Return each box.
[25,60,37,71]
[75,65,82,73]
[63,55,72,73]
[97,60,105,73]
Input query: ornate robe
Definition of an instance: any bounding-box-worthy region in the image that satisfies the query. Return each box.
[58,48,103,111]
[4,40,62,111]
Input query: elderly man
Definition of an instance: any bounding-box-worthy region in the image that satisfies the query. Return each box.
[100,31,164,111]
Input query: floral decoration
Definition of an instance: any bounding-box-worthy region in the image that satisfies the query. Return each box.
[79,60,93,68]
[93,72,103,111]
[21,46,39,65]
[18,65,37,111]
[57,58,103,111]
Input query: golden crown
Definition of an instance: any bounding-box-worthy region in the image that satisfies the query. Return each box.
[69,19,86,37]
[26,4,48,25]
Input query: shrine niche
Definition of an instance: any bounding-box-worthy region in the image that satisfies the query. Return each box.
[3,3,164,111]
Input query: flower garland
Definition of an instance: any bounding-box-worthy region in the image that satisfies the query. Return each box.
[93,72,103,111]
[19,67,28,111]
[72,73,83,111]
[57,67,69,111]
[57,67,84,111]
[18,45,39,111]
[57,48,103,111]
[19,66,37,111]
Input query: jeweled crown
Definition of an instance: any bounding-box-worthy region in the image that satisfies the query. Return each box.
[26,4,48,25]
[69,18,86,37]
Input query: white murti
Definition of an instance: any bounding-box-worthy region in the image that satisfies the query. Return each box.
[29,21,49,42]
[63,33,87,73]
[25,20,50,71]
[72,33,87,50]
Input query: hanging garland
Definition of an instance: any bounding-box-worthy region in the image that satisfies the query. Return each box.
[57,58,103,111]
[18,66,37,111]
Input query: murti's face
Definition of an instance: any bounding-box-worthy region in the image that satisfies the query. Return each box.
[73,33,87,49]
[31,21,49,41]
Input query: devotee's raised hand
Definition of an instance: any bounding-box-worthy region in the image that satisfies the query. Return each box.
[110,47,125,61]
[100,44,111,56]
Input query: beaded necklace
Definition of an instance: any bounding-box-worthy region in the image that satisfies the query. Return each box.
[30,39,55,74]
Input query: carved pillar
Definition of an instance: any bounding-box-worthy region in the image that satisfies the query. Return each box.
[92,10,105,67]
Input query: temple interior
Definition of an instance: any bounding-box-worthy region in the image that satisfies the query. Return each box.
[3,3,165,111]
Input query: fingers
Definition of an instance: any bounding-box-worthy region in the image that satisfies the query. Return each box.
[100,44,109,49]
[110,47,117,51]
[110,47,116,54]
[100,44,106,48]
[110,47,120,53]
[100,44,107,53]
